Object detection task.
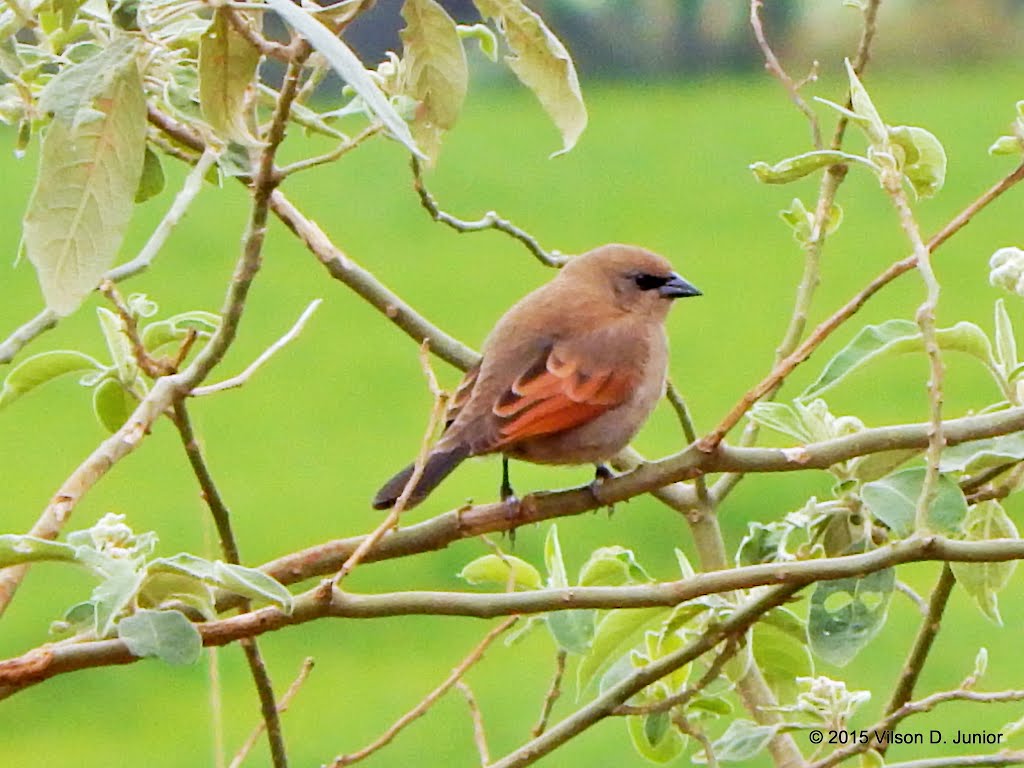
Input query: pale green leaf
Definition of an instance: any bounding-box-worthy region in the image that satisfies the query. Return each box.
[92,559,147,637]
[138,572,216,619]
[400,0,468,164]
[458,22,498,61]
[545,608,595,655]
[808,568,894,666]
[265,0,423,158]
[24,45,147,315]
[801,319,995,401]
[951,501,1019,625]
[458,553,542,590]
[578,546,651,587]
[994,298,1018,376]
[0,350,103,409]
[862,467,967,537]
[96,307,136,384]
[37,37,133,125]
[199,9,261,144]
[149,552,218,581]
[141,310,221,353]
[849,449,921,483]
[989,135,1023,156]
[626,711,686,764]
[701,719,779,763]
[941,433,1024,473]
[543,523,568,588]
[92,377,135,433]
[0,534,78,566]
[844,58,886,147]
[135,147,165,203]
[779,198,843,243]
[753,609,813,703]
[750,150,867,184]
[889,125,947,198]
[473,0,586,156]
[577,607,671,693]
[748,401,812,443]
[118,609,202,665]
[213,561,293,612]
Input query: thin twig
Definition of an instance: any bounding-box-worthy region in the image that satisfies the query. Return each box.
[222,6,291,60]
[193,299,323,395]
[456,681,491,766]
[665,380,709,505]
[531,650,567,738]
[229,657,316,768]
[894,580,928,616]
[328,616,517,767]
[672,713,719,768]
[276,123,382,176]
[411,157,565,268]
[750,0,822,148]
[99,281,176,378]
[878,564,956,754]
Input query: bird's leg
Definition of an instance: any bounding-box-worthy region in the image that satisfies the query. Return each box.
[590,463,616,516]
[500,456,520,546]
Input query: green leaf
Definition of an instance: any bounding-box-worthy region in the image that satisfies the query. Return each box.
[576,607,671,693]
[37,38,132,125]
[199,9,261,144]
[0,534,78,566]
[138,572,216,619]
[213,561,293,613]
[951,501,1018,625]
[546,609,595,655]
[24,41,147,316]
[265,0,424,158]
[135,147,165,204]
[458,22,499,61]
[149,552,218,581]
[118,609,202,665]
[941,433,1024,474]
[400,0,468,164]
[91,559,147,637]
[626,711,686,764]
[779,198,843,243]
[753,609,813,703]
[0,350,103,409]
[808,568,894,666]
[92,377,136,433]
[849,449,921,483]
[141,310,220,353]
[701,719,779,763]
[578,546,651,587]
[750,150,867,185]
[862,467,967,537]
[994,299,1018,377]
[96,307,136,384]
[844,58,887,147]
[543,524,568,588]
[801,319,995,401]
[989,134,1022,156]
[889,125,947,198]
[737,521,791,566]
[747,402,811,443]
[458,554,542,590]
[473,0,587,156]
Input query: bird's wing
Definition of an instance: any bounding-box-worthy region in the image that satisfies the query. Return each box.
[491,343,634,445]
[444,362,480,432]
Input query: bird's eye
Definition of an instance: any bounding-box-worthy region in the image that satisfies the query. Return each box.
[633,273,669,291]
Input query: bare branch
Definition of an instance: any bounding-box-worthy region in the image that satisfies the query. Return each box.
[456,681,491,766]
[229,657,315,768]
[327,616,516,766]
[531,650,567,738]
[410,157,565,268]
[192,299,323,396]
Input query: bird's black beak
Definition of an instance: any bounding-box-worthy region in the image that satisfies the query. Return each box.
[659,273,702,299]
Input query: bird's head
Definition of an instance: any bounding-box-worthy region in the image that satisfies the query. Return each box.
[560,243,701,318]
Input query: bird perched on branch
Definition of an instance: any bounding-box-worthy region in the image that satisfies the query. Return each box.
[373,243,701,510]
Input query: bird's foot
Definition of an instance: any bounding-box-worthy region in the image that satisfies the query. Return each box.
[590,464,616,516]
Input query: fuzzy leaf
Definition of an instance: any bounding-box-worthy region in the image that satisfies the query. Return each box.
[801,319,994,401]
[844,58,886,147]
[578,546,650,587]
[889,125,947,198]
[0,535,78,566]
[627,711,686,764]
[751,150,864,184]
[951,501,1019,625]
[941,433,1024,474]
[862,467,967,537]
[135,147,165,203]
[473,0,586,156]
[400,0,468,164]
[0,350,103,409]
[808,568,894,666]
[458,554,542,590]
[199,9,261,144]
[753,609,813,703]
[118,609,202,665]
[576,607,671,693]
[994,298,1018,377]
[703,719,779,763]
[92,377,135,433]
[265,0,423,158]
[24,43,147,315]
[213,561,293,612]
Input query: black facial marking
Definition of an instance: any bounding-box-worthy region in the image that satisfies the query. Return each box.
[632,273,671,291]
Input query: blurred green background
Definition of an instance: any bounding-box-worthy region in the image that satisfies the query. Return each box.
[3,24,1024,768]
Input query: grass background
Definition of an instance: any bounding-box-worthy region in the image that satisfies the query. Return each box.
[3,60,1024,766]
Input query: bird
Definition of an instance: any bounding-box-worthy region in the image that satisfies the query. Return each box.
[372,243,701,511]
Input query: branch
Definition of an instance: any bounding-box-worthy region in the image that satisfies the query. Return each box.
[8,536,1024,700]
[327,616,516,766]
[228,657,315,768]
[410,157,565,268]
[531,650,567,738]
[487,585,800,768]
[886,755,1024,768]
[456,681,491,767]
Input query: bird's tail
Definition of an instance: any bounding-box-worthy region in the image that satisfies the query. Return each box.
[372,444,471,510]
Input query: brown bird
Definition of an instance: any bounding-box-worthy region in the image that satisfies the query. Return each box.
[373,243,701,510]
